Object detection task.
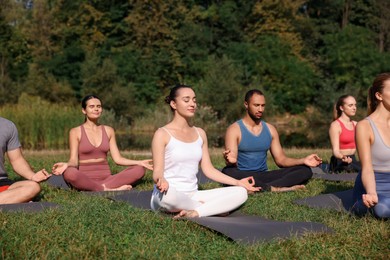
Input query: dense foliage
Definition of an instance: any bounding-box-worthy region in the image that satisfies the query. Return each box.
[1,0,390,123]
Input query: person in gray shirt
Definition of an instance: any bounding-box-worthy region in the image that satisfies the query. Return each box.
[0,117,51,204]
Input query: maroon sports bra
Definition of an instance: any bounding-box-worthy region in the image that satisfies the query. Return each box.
[78,125,110,160]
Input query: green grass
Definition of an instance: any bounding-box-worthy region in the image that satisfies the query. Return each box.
[1,149,389,259]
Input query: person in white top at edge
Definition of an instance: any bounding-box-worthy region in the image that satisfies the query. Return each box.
[150,84,259,218]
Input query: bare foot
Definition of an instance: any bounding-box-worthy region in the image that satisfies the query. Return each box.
[173,210,199,219]
[271,185,306,192]
[102,184,132,191]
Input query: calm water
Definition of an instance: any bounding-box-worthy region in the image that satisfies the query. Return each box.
[116,124,330,150]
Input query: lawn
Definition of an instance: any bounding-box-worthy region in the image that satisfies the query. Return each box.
[0,149,389,259]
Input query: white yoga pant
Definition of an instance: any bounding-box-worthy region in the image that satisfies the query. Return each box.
[150,186,247,217]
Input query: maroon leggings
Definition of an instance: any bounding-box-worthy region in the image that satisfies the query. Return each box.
[63,162,145,191]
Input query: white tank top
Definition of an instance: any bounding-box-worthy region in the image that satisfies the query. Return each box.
[162,127,203,192]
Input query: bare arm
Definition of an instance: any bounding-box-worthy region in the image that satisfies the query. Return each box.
[329,121,343,159]
[269,123,321,167]
[7,148,50,182]
[151,128,169,192]
[107,126,153,170]
[68,127,80,166]
[199,128,259,192]
[223,123,240,165]
[329,121,352,163]
[356,120,377,207]
[52,127,80,175]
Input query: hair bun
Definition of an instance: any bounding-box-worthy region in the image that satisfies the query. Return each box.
[165,96,171,104]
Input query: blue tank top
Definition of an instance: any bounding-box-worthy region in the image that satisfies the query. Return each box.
[237,120,272,172]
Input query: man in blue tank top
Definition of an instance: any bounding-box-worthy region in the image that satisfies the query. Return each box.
[221,90,322,192]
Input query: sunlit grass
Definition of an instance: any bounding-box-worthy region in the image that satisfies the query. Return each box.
[1,149,389,259]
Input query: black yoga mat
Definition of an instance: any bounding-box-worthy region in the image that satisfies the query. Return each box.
[312,173,358,182]
[46,175,70,190]
[0,202,60,213]
[109,190,333,245]
[294,189,355,213]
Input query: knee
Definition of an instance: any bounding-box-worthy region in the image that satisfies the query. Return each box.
[300,166,313,179]
[230,186,248,204]
[63,167,79,182]
[238,186,248,202]
[373,204,390,219]
[373,197,390,219]
[25,181,41,198]
[159,187,181,210]
[131,165,146,179]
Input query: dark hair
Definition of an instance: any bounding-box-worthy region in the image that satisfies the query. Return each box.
[244,89,264,102]
[367,72,390,115]
[81,95,101,109]
[333,94,353,120]
[165,84,192,110]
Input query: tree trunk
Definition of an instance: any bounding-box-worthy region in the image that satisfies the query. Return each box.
[341,0,352,29]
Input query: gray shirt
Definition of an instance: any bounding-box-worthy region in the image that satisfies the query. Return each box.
[0,117,21,179]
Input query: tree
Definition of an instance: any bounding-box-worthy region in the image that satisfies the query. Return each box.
[80,56,137,121]
[0,1,30,104]
[247,0,307,58]
[23,63,75,103]
[375,0,390,52]
[195,55,245,122]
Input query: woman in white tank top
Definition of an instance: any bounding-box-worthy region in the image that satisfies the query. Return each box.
[150,85,259,218]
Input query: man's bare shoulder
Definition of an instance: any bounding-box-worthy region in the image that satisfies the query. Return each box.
[264,121,277,133]
[226,122,240,135]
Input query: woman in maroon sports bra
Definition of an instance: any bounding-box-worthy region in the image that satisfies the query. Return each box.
[328,95,361,173]
[52,95,153,191]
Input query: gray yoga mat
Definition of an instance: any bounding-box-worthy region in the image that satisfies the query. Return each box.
[108,190,152,209]
[197,169,215,184]
[190,211,332,245]
[312,173,358,182]
[109,190,333,245]
[46,175,71,190]
[294,189,355,213]
[311,165,329,174]
[0,202,60,213]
